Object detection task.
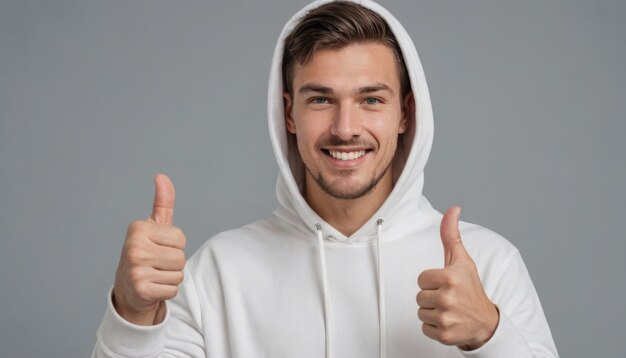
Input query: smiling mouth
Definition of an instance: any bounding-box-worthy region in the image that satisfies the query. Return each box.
[323,149,371,161]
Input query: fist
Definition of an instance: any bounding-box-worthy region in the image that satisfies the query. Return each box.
[112,174,187,325]
[416,206,499,350]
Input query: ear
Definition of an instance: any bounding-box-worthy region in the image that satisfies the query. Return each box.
[284,92,296,134]
[399,92,415,134]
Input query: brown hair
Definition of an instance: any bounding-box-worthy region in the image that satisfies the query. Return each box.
[282,1,410,97]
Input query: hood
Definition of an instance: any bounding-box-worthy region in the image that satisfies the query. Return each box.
[268,0,435,242]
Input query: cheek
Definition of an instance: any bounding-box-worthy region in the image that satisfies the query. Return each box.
[293,124,320,159]
[294,130,308,154]
[295,115,328,145]
[368,114,402,143]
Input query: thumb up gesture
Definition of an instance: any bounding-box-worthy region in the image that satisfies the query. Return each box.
[416,206,499,350]
[112,174,187,325]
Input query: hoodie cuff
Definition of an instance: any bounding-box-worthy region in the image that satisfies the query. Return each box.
[95,287,168,357]
[459,308,531,358]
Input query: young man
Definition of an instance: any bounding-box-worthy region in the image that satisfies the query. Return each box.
[93,1,558,357]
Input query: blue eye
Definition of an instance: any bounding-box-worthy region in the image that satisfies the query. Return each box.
[311,97,328,104]
[365,97,380,105]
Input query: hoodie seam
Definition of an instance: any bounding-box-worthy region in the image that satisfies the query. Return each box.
[272,208,438,247]
[271,212,319,241]
[489,249,520,290]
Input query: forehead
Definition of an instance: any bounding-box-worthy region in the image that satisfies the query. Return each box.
[292,43,400,94]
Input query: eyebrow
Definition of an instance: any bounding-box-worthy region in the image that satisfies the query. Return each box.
[297,82,394,96]
[298,84,333,94]
[358,83,394,96]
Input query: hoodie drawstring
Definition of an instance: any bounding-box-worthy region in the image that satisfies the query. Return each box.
[376,219,387,358]
[315,224,333,358]
[315,220,387,358]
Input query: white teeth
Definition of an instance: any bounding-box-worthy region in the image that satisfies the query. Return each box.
[328,150,366,160]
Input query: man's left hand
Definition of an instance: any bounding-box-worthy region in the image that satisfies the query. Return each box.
[416,206,499,351]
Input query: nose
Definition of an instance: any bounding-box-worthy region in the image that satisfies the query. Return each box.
[330,102,362,140]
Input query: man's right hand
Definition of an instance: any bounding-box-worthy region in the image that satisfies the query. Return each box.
[112,174,187,326]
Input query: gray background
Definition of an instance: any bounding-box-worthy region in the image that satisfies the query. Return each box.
[1,0,624,357]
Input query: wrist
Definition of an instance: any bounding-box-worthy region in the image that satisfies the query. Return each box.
[460,304,500,351]
[112,290,161,326]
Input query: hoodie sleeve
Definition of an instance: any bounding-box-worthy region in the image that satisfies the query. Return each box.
[460,250,559,358]
[91,265,206,358]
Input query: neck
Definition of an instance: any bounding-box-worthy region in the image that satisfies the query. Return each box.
[304,170,393,237]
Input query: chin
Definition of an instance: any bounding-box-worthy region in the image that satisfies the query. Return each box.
[318,178,377,200]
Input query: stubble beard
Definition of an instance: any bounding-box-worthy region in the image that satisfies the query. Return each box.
[304,157,393,200]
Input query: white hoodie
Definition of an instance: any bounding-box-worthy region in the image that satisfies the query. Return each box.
[93,0,559,357]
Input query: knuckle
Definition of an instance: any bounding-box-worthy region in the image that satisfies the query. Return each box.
[442,271,459,287]
[134,281,150,299]
[438,331,455,346]
[438,312,451,329]
[128,267,143,283]
[125,222,151,249]
[437,293,453,309]
[126,247,146,264]
[127,220,145,236]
